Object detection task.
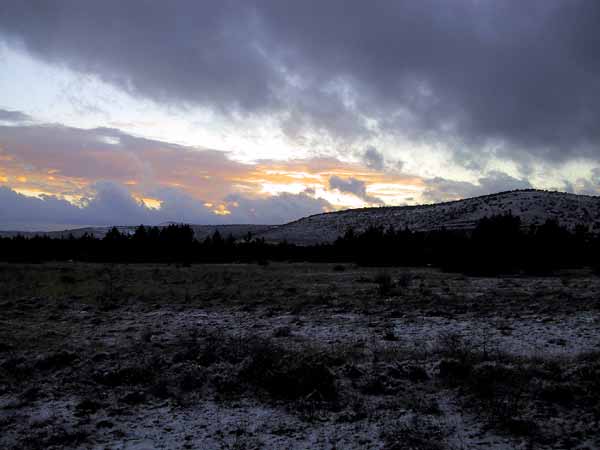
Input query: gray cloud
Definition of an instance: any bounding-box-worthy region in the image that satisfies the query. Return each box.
[0,181,220,229]
[0,183,151,229]
[225,192,329,224]
[2,1,600,165]
[362,146,384,171]
[0,2,276,114]
[0,109,32,123]
[0,182,332,230]
[328,176,382,205]
[423,171,533,203]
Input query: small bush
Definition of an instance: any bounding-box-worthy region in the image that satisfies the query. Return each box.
[59,274,77,284]
[538,382,576,405]
[272,326,292,338]
[35,351,79,371]
[178,366,206,392]
[74,398,104,416]
[437,358,472,382]
[94,365,155,387]
[406,365,429,382]
[241,341,338,402]
[119,391,146,405]
[381,320,400,341]
[397,272,412,289]
[374,271,393,297]
[436,332,471,362]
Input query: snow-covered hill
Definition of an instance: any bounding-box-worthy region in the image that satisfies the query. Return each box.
[254,190,600,244]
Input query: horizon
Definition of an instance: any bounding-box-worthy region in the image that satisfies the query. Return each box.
[2,1,600,229]
[1,187,596,233]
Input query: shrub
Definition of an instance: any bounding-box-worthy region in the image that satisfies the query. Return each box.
[59,274,77,284]
[35,351,79,371]
[437,358,472,382]
[397,272,412,289]
[74,398,104,417]
[374,271,393,297]
[436,332,472,363]
[241,341,338,402]
[94,365,156,387]
[272,326,292,338]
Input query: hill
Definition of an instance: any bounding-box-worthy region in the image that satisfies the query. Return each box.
[254,189,600,244]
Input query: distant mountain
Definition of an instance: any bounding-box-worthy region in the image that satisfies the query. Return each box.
[253,189,600,244]
[3,190,599,245]
[0,224,275,240]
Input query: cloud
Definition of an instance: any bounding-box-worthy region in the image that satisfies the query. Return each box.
[81,181,155,225]
[0,185,86,230]
[2,1,600,166]
[0,122,252,201]
[328,176,382,205]
[0,109,32,124]
[225,192,330,224]
[0,182,161,229]
[0,181,333,229]
[362,146,384,171]
[573,168,600,196]
[423,171,533,203]
[0,120,417,202]
[0,181,193,229]
[1,119,388,228]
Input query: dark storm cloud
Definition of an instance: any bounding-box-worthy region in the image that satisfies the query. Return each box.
[328,176,382,204]
[0,1,277,114]
[1,1,600,164]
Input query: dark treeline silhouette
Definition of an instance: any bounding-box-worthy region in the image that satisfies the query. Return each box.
[334,214,596,274]
[1,216,599,274]
[0,224,314,265]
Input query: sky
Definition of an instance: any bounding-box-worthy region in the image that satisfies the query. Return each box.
[1,0,600,229]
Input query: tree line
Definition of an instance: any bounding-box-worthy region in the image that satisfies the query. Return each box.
[1,216,599,274]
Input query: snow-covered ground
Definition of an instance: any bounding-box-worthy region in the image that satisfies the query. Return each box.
[1,263,599,449]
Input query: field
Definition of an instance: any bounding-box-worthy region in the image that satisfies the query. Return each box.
[1,262,599,449]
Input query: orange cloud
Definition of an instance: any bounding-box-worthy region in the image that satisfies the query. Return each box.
[239,158,425,206]
[0,123,427,218]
